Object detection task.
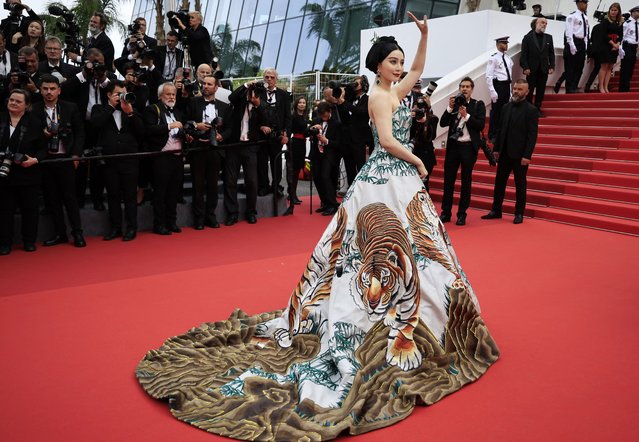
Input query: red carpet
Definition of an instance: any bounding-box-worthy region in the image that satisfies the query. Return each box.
[1,203,637,441]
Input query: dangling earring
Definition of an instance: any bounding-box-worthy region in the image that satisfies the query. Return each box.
[376,71,380,85]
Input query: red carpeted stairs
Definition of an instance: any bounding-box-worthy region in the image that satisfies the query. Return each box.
[428,69,639,235]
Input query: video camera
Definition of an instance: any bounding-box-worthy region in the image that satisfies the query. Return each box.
[327,79,359,102]
[48,5,82,56]
[0,149,25,179]
[1,1,23,40]
[166,9,189,33]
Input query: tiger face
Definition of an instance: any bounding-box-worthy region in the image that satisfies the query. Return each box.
[357,248,405,318]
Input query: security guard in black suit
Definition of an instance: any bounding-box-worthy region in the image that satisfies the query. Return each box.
[34,75,86,248]
[341,75,373,185]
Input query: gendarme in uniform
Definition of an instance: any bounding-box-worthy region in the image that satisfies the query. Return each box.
[564,0,590,93]
[486,36,513,142]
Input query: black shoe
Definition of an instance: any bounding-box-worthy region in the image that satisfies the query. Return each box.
[315,205,327,213]
[23,242,36,252]
[43,235,68,247]
[322,206,338,216]
[93,201,106,211]
[246,214,258,224]
[72,232,86,248]
[167,225,182,233]
[513,214,524,224]
[123,229,137,241]
[283,206,294,216]
[153,226,172,235]
[481,210,502,220]
[440,212,451,223]
[456,214,467,226]
[224,215,238,226]
[553,82,561,94]
[205,217,220,228]
[0,245,10,255]
[103,229,122,241]
[289,196,302,205]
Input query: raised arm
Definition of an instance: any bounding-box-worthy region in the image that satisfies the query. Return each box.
[393,13,428,102]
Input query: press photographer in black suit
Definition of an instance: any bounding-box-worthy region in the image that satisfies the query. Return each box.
[120,17,157,58]
[310,101,342,216]
[90,80,145,241]
[482,79,539,224]
[185,75,232,229]
[225,80,267,225]
[173,11,213,70]
[439,76,486,226]
[38,36,80,82]
[34,75,86,248]
[0,89,46,255]
[340,75,373,185]
[0,0,40,45]
[7,46,41,103]
[155,31,183,82]
[67,12,115,71]
[521,17,555,111]
[143,82,185,235]
[410,94,438,192]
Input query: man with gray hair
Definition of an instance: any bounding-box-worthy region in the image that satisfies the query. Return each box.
[38,36,80,82]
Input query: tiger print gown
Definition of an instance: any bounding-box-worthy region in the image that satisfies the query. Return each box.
[136,105,500,441]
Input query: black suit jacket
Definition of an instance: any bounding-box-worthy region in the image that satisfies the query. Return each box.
[153,46,184,81]
[259,87,292,135]
[440,98,486,152]
[183,25,213,68]
[84,32,115,71]
[520,31,555,74]
[32,100,85,157]
[1,8,39,49]
[309,117,342,159]
[120,34,158,57]
[494,99,539,160]
[0,111,46,186]
[143,102,185,151]
[342,93,373,147]
[89,104,145,155]
[228,87,268,143]
[61,73,114,120]
[38,60,81,81]
[185,96,233,145]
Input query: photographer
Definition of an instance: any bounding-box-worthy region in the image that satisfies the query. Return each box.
[67,12,115,71]
[410,95,438,192]
[7,45,40,103]
[0,89,46,255]
[340,75,372,185]
[120,17,157,58]
[0,0,40,48]
[0,32,18,100]
[143,82,184,235]
[184,75,232,229]
[225,78,268,226]
[155,30,183,82]
[309,101,342,216]
[439,76,486,226]
[90,80,145,241]
[38,36,80,81]
[173,11,213,70]
[33,75,86,248]
[120,62,150,113]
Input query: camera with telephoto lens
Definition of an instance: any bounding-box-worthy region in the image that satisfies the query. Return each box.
[424,81,438,97]
[0,150,25,178]
[84,60,107,79]
[307,127,321,137]
[247,80,266,97]
[327,79,357,101]
[118,92,136,104]
[414,96,428,120]
[48,5,82,55]
[166,9,190,30]
[453,93,467,109]
[47,122,72,152]
[3,1,24,13]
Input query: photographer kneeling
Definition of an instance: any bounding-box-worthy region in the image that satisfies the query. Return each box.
[439,76,486,226]
[0,89,46,255]
[410,94,438,192]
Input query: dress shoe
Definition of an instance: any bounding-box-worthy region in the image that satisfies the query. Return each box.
[283,206,294,216]
[93,201,106,211]
[289,196,302,205]
[481,210,502,220]
[225,215,238,226]
[205,217,220,228]
[456,213,467,226]
[315,205,328,213]
[23,243,36,252]
[513,214,524,224]
[167,225,182,233]
[0,245,10,255]
[439,213,451,223]
[153,226,172,235]
[43,235,68,247]
[72,232,87,248]
[246,214,258,224]
[322,206,338,216]
[553,82,561,94]
[103,229,122,241]
[123,229,137,241]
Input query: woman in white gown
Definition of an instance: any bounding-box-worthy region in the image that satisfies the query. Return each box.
[137,13,499,441]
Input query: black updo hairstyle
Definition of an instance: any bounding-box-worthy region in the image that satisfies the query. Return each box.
[365,36,404,74]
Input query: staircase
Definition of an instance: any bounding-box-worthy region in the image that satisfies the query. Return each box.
[428,69,639,236]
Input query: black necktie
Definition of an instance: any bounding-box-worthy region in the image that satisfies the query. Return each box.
[582,13,589,42]
[0,53,6,64]
[267,90,274,103]
[502,53,511,82]
[636,21,638,44]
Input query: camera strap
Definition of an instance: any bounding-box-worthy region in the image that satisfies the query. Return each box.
[0,116,27,154]
[45,104,60,127]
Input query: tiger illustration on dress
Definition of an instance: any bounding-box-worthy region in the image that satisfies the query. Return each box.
[271,206,348,348]
[355,203,422,371]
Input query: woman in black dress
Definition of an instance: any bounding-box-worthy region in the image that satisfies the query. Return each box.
[592,3,624,93]
[286,96,310,207]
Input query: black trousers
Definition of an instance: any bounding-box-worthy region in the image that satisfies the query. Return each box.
[526,70,549,108]
[491,151,529,215]
[189,148,223,223]
[0,183,40,246]
[43,159,82,236]
[105,159,138,231]
[441,141,477,217]
[414,142,436,192]
[619,42,638,92]
[564,38,586,93]
[311,146,340,208]
[224,143,258,216]
[488,80,511,141]
[286,138,306,199]
[76,120,105,205]
[342,141,366,185]
[152,154,183,229]
[585,59,602,91]
[257,138,284,191]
